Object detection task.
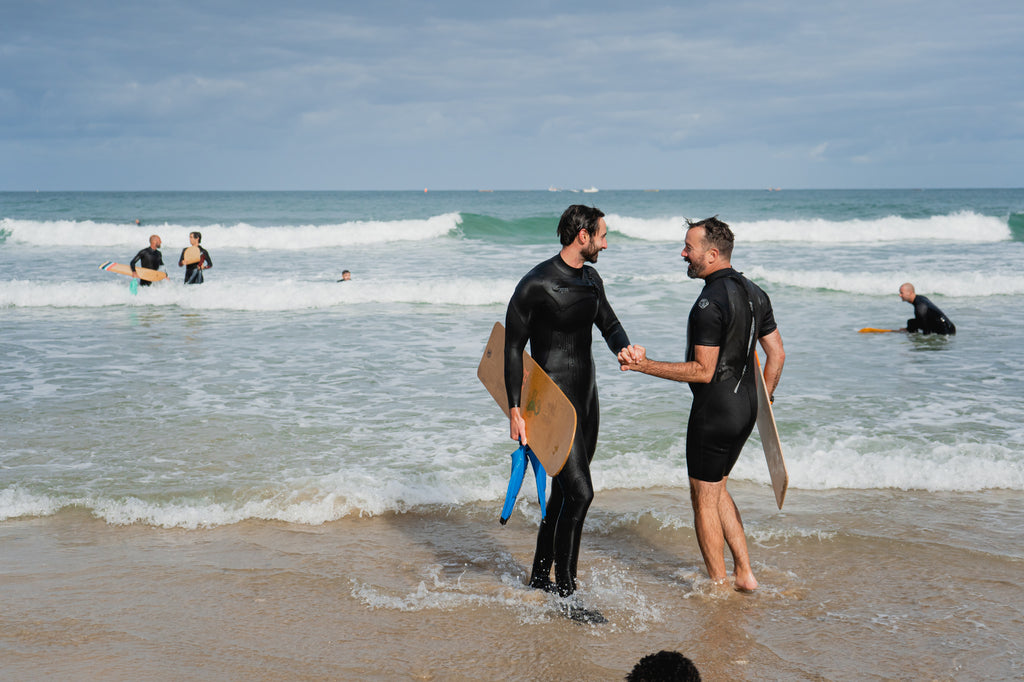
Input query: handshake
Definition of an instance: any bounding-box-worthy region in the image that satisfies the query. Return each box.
[617,345,647,372]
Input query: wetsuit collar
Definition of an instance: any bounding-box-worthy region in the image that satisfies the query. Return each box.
[554,253,584,272]
[703,266,739,283]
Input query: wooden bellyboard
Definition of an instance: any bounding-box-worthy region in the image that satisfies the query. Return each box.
[100,261,168,282]
[477,322,576,475]
[182,245,201,265]
[754,352,788,509]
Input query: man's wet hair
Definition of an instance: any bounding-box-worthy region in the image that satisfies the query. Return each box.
[686,215,733,260]
[557,205,605,246]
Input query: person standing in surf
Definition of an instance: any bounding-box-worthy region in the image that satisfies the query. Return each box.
[504,205,634,616]
[178,231,212,284]
[619,216,785,591]
[130,234,164,287]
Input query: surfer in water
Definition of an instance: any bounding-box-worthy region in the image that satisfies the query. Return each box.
[898,283,955,335]
[130,235,163,287]
[619,216,784,591]
[505,205,635,619]
[178,232,212,284]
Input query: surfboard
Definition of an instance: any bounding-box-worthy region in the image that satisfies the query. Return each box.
[754,352,788,509]
[99,261,168,282]
[477,322,576,476]
[858,328,900,333]
[182,245,201,265]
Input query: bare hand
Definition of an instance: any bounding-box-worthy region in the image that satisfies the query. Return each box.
[509,407,527,445]
[619,344,646,371]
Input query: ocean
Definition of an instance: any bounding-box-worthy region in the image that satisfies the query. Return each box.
[2,189,1023,680]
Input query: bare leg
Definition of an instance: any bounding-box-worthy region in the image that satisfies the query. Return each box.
[689,478,728,583]
[689,477,757,591]
[718,478,757,591]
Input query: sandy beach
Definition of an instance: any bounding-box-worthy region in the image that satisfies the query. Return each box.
[4,484,1022,681]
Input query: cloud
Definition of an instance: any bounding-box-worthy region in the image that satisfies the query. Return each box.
[1,0,1021,189]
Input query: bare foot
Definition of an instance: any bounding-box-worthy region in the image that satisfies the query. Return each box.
[734,569,758,592]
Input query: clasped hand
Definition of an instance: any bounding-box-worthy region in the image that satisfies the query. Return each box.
[617,345,646,371]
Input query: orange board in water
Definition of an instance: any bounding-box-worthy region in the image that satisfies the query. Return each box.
[477,322,576,476]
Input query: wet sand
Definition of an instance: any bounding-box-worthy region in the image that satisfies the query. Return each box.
[2,484,1023,681]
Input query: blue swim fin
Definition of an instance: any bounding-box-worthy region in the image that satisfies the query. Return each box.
[525,447,547,520]
[499,443,548,524]
[500,444,527,525]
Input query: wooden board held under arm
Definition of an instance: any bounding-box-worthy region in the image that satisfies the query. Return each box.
[754,352,788,509]
[182,245,202,265]
[477,322,576,476]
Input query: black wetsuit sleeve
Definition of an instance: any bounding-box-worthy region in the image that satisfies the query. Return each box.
[757,292,778,337]
[690,297,725,348]
[589,268,630,353]
[200,247,212,268]
[130,248,147,270]
[908,300,929,333]
[504,287,532,410]
[179,248,187,265]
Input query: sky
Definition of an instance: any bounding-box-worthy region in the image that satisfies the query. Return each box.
[1,0,1022,191]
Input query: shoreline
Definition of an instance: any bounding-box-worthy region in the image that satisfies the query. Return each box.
[3,486,1022,680]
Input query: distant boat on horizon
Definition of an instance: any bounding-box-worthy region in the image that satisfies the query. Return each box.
[582,186,598,193]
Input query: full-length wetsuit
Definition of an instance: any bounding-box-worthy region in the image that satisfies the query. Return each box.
[180,247,212,284]
[906,295,955,335]
[505,254,629,596]
[129,247,163,287]
[686,268,777,481]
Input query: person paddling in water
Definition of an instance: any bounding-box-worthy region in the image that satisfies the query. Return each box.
[898,283,955,335]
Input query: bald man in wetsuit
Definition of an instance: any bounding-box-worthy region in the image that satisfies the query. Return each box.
[505,205,633,614]
[899,283,956,335]
[619,216,785,591]
[130,235,163,286]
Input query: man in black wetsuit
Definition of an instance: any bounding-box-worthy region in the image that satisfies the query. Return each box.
[899,283,955,335]
[505,205,633,610]
[620,216,785,591]
[178,231,213,284]
[130,235,163,286]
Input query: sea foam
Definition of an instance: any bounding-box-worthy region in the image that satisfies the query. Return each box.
[608,211,1011,243]
[0,213,463,249]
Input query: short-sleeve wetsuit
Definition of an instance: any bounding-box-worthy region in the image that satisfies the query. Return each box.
[686,268,777,482]
[505,254,630,596]
[129,247,163,287]
[906,295,955,335]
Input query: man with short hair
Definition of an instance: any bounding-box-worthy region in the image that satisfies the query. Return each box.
[178,231,212,284]
[505,205,633,615]
[899,283,955,334]
[619,216,784,591]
